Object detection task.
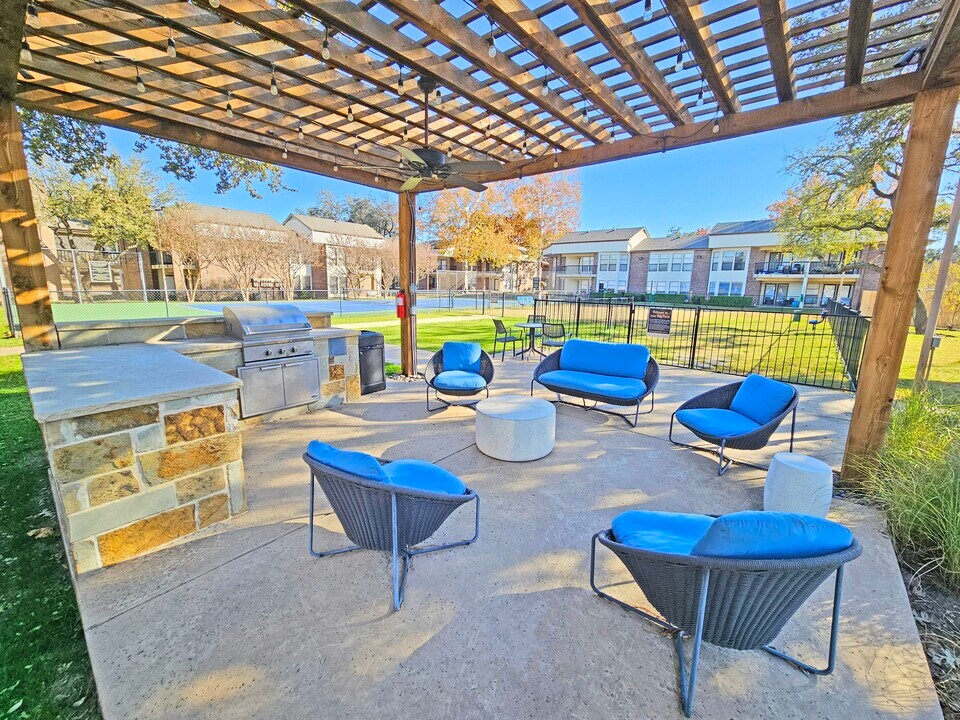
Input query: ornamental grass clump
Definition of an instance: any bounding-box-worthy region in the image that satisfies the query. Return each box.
[860,392,960,587]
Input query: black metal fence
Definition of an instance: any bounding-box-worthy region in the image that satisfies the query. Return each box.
[533,297,871,391]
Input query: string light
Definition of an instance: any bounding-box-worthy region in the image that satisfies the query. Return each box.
[25,2,41,29]
[321,27,331,60]
[643,0,653,21]
[282,141,288,159]
[696,80,704,107]
[541,77,549,97]
[522,134,528,155]
[608,134,616,144]
[333,159,339,172]
[553,153,559,169]
[353,142,360,156]
[434,87,441,105]
[487,20,497,58]
[375,170,380,183]
[297,121,304,140]
[20,37,32,63]
[347,105,354,122]
[166,27,177,58]
[397,68,405,95]
[712,117,720,134]
[403,121,409,142]
[209,0,220,7]
[226,90,234,118]
[484,118,490,138]
[135,64,145,93]
[674,46,684,73]
[270,64,278,95]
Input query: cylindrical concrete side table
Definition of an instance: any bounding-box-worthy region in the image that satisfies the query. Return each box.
[476,395,556,462]
[763,452,834,518]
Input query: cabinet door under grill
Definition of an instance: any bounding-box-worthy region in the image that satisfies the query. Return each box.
[281,357,321,407]
[238,364,286,417]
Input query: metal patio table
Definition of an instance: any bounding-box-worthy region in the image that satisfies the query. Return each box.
[514,322,545,360]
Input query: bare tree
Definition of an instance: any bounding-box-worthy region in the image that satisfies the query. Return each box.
[416,242,439,285]
[153,205,218,301]
[258,229,320,299]
[212,224,268,300]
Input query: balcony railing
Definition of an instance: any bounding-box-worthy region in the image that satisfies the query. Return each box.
[753,261,861,276]
[552,265,597,276]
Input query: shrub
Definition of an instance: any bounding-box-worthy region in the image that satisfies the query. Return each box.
[859,393,960,587]
[706,296,754,308]
[650,293,690,305]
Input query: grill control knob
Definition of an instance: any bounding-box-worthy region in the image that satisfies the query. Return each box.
[264,350,272,356]
[278,347,286,355]
[290,346,297,353]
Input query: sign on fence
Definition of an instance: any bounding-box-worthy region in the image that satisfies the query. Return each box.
[88,261,112,284]
[490,292,500,305]
[647,307,673,337]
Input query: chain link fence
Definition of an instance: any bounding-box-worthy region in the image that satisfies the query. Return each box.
[533,297,871,391]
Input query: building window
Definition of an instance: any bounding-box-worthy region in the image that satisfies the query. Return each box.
[618,280,626,291]
[730,282,743,295]
[439,259,449,270]
[708,281,716,294]
[718,282,731,295]
[682,254,693,272]
[598,254,609,272]
[714,250,746,272]
[649,253,669,272]
[671,253,683,271]
[619,255,628,272]
[680,281,690,293]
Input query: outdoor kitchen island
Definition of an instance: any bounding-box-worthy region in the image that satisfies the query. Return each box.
[22,309,362,575]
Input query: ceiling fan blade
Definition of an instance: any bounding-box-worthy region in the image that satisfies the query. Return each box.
[398,146,427,167]
[444,174,487,192]
[446,160,503,174]
[400,175,424,191]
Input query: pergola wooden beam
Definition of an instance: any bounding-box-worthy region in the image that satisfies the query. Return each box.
[924,0,960,88]
[661,0,741,114]
[468,73,921,184]
[376,0,610,143]
[565,0,692,125]
[756,0,796,102]
[845,0,874,86]
[471,0,649,136]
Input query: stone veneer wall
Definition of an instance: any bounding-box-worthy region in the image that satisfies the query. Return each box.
[44,390,246,574]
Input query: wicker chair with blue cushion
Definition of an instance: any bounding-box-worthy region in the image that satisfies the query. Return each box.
[590,510,861,717]
[669,374,799,475]
[423,341,495,412]
[304,441,480,611]
[531,338,659,427]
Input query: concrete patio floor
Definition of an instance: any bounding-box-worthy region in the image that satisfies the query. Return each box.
[75,351,941,719]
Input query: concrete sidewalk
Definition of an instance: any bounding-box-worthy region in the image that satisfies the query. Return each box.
[74,353,940,719]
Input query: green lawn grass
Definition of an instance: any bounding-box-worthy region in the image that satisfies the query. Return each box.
[900,330,960,401]
[0,355,99,719]
[0,322,22,348]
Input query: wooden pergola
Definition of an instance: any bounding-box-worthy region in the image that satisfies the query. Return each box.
[2,0,959,476]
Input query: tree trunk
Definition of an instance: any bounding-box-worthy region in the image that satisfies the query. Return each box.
[913,292,928,334]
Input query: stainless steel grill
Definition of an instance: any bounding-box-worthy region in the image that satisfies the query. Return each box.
[223,305,320,418]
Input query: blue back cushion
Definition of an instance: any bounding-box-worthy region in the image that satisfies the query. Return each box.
[691,511,854,559]
[382,459,467,495]
[559,339,650,380]
[729,374,795,425]
[305,441,386,482]
[612,510,714,555]
[442,341,482,373]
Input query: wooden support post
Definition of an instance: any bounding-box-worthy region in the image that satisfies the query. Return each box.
[398,191,417,376]
[0,0,57,352]
[842,86,959,480]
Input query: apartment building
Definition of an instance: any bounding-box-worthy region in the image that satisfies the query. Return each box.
[423,252,519,292]
[284,215,387,292]
[623,220,881,312]
[543,227,649,294]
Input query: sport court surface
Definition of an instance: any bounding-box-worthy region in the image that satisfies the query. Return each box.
[73,355,939,719]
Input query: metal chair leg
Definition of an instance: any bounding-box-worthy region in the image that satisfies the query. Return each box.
[308,475,361,558]
[589,533,675,631]
[676,570,711,717]
[717,440,731,476]
[763,566,844,675]
[789,406,797,453]
[408,495,481,556]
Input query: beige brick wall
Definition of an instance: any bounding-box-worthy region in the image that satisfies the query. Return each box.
[45,391,246,575]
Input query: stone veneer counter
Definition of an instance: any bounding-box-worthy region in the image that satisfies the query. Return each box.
[22,344,246,575]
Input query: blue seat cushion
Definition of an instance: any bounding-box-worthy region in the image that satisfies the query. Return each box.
[559,339,650,380]
[539,370,647,401]
[612,510,715,555]
[442,341,482,373]
[382,459,467,495]
[675,408,761,438]
[729,374,795,425]
[305,440,386,482]
[433,370,487,391]
[692,511,854,559]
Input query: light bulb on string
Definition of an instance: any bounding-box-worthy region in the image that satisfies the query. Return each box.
[643,0,653,21]
[25,2,41,29]
[375,170,380,183]
[297,122,304,140]
[347,105,354,122]
[209,0,220,7]
[696,81,704,107]
[353,143,360,156]
[674,47,684,73]
[270,64,279,95]
[20,38,32,63]
[397,69,404,95]
[434,87,441,105]
[282,142,288,159]
[541,78,549,97]
[226,90,233,118]
[553,153,559,169]
[403,122,409,142]
[333,160,339,173]
[167,27,177,58]
[135,65,145,93]
[712,117,720,134]
[321,28,331,60]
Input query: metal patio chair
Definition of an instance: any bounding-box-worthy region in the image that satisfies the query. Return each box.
[305,444,480,611]
[423,341,495,411]
[491,318,522,360]
[669,374,798,475]
[590,510,862,717]
[539,322,568,351]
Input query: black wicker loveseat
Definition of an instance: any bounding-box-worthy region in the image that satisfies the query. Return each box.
[531,338,659,426]
[304,441,480,611]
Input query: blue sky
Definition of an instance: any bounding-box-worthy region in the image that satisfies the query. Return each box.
[105,117,834,238]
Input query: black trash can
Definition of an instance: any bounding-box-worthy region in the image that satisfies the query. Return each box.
[358,330,387,395]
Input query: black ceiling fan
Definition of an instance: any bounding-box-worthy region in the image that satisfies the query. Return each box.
[358,76,502,192]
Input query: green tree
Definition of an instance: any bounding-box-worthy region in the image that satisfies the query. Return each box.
[297,190,398,238]
[770,105,960,332]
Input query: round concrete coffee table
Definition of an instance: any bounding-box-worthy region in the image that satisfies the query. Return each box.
[763,452,834,518]
[475,395,556,462]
